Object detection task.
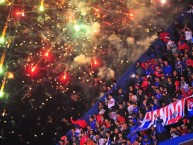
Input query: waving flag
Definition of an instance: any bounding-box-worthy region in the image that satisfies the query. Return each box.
[137,98,186,131]
[186,96,193,118]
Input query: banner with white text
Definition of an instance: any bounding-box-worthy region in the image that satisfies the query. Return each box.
[137,98,186,131]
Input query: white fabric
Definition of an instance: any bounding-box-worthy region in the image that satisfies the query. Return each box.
[108,98,115,109]
[185,31,192,41]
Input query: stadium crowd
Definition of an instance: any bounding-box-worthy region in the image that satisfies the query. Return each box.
[57,2,193,145]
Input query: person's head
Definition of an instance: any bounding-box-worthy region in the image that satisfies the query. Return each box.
[155,77,159,82]
[59,141,64,145]
[87,125,91,130]
[181,124,186,129]
[176,57,181,62]
[162,102,166,107]
[136,136,141,142]
[108,94,112,99]
[118,88,123,94]
[98,101,103,107]
[127,101,132,106]
[105,131,110,137]
[90,129,94,134]
[122,123,128,129]
[150,102,154,107]
[156,88,161,93]
[164,60,169,66]
[150,125,155,131]
[115,121,120,126]
[173,70,178,76]
[189,2,193,8]
[127,139,132,145]
[168,77,172,83]
[119,104,123,109]
[89,116,94,122]
[152,135,157,140]
[133,103,137,108]
[172,97,178,102]
[144,94,149,100]
[151,95,155,100]
[184,53,189,58]
[116,112,121,118]
[71,128,75,133]
[129,92,133,97]
[143,136,148,141]
[177,125,181,130]
[114,127,119,134]
[139,112,143,118]
[129,86,134,91]
[95,133,100,139]
[118,132,123,138]
[136,61,141,67]
[133,139,140,145]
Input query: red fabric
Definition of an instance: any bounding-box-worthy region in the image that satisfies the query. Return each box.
[168,115,182,125]
[186,59,193,67]
[117,115,126,124]
[71,118,87,128]
[178,43,190,50]
[154,70,164,77]
[141,77,149,90]
[105,121,111,128]
[159,32,170,42]
[60,136,67,141]
[141,62,148,69]
[187,89,193,96]
[181,91,188,99]
[181,128,189,135]
[80,135,88,145]
[175,81,180,91]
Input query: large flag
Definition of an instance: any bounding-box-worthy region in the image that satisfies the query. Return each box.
[186,96,193,118]
[137,98,186,131]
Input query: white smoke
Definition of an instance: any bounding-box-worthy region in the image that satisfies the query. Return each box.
[108,34,121,46]
[91,22,100,33]
[98,67,115,80]
[74,54,91,65]
[136,35,158,49]
[126,37,135,45]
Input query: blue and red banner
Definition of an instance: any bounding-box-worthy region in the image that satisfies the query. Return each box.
[186,96,193,118]
[137,98,186,131]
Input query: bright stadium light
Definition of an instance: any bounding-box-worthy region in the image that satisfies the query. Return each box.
[160,0,166,4]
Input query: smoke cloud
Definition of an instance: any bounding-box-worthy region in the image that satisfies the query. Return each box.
[98,67,115,80]
[74,54,91,65]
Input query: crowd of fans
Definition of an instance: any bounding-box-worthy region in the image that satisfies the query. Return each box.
[57,2,193,145]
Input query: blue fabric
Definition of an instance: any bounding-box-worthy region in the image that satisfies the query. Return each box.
[163,65,173,76]
[154,118,166,134]
[159,133,193,145]
[142,139,151,145]
[90,120,97,130]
